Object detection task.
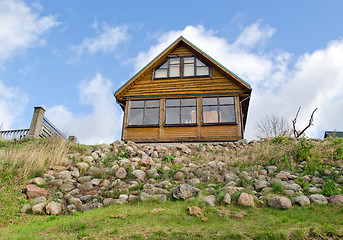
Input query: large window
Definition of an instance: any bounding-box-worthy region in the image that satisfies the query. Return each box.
[154,56,210,79]
[127,100,160,126]
[165,98,197,125]
[202,97,236,124]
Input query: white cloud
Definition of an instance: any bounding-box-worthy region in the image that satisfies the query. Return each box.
[0,0,59,64]
[71,22,128,58]
[46,73,122,144]
[0,0,58,130]
[0,81,28,130]
[133,24,343,140]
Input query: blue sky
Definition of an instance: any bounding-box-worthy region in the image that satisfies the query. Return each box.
[1,0,343,144]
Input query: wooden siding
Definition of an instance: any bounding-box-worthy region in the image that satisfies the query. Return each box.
[117,43,248,101]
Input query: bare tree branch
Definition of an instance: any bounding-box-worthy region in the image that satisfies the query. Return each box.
[292,107,318,138]
[256,114,292,139]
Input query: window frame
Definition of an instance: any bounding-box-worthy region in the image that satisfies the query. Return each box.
[153,57,181,79]
[127,99,160,127]
[153,55,211,80]
[164,98,198,126]
[201,96,237,125]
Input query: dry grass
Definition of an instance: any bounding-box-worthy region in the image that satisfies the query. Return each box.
[0,138,70,179]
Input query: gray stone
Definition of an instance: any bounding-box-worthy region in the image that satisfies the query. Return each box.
[172,184,200,200]
[68,197,82,207]
[275,171,289,180]
[285,183,302,192]
[81,156,94,164]
[309,194,328,205]
[57,171,72,180]
[266,166,277,174]
[189,178,200,186]
[79,182,93,192]
[115,167,127,179]
[103,198,115,206]
[90,178,101,186]
[21,203,31,213]
[88,166,102,176]
[139,192,167,202]
[46,201,62,215]
[77,176,92,183]
[80,195,92,203]
[237,192,255,207]
[31,196,47,204]
[76,162,90,171]
[70,170,80,178]
[203,195,216,206]
[32,202,47,214]
[67,204,77,214]
[31,177,47,186]
[60,182,75,192]
[131,169,146,179]
[43,174,55,181]
[222,193,231,204]
[158,180,172,189]
[294,195,311,206]
[173,171,185,181]
[268,196,292,209]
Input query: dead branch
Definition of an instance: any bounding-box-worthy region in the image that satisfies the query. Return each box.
[292,107,318,138]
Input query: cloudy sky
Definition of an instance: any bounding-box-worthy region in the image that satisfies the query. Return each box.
[1,0,343,144]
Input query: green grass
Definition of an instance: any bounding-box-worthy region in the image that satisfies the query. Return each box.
[1,201,342,239]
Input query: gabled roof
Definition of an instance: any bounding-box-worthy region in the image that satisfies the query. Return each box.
[115,36,251,100]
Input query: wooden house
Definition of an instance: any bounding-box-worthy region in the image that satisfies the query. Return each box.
[114,36,252,143]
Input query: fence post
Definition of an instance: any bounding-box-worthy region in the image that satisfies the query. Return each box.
[27,106,46,138]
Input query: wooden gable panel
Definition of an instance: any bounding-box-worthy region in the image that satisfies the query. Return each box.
[121,44,247,99]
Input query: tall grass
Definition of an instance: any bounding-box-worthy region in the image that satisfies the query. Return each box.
[0,138,70,179]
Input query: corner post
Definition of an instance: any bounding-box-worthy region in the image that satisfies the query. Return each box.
[27,106,46,138]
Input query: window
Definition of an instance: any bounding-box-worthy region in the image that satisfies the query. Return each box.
[165,98,197,125]
[202,97,236,124]
[127,100,160,126]
[183,57,210,77]
[154,56,210,79]
[154,58,180,78]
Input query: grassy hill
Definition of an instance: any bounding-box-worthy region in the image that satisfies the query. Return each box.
[0,137,342,239]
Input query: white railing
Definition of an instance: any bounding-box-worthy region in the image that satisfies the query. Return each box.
[0,129,29,140]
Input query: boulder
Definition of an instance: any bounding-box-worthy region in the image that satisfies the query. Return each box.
[103,198,115,206]
[203,195,216,206]
[294,195,311,207]
[267,196,292,209]
[172,184,199,200]
[31,196,47,204]
[222,193,231,204]
[24,184,47,199]
[309,194,328,205]
[328,195,343,205]
[237,192,255,207]
[131,170,146,179]
[46,201,62,215]
[76,162,90,171]
[31,177,47,186]
[57,171,72,180]
[79,182,93,192]
[188,206,207,222]
[115,167,127,179]
[32,202,47,214]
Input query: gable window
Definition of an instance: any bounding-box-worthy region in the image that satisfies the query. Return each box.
[154,58,181,78]
[183,57,210,77]
[202,97,236,124]
[154,56,210,79]
[127,100,160,126]
[165,98,197,125]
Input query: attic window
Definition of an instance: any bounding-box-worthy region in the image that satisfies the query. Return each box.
[154,58,180,78]
[154,56,210,79]
[183,57,210,77]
